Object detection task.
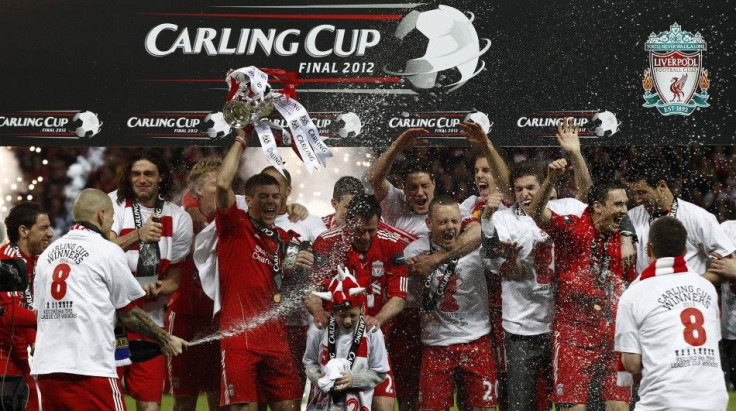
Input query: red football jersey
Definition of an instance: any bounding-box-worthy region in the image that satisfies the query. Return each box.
[0,243,36,362]
[216,202,291,350]
[312,227,408,317]
[542,208,636,336]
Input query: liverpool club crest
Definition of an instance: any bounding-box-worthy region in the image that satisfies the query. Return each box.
[642,23,710,116]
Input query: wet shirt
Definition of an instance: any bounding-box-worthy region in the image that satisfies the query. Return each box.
[404,236,490,346]
[216,202,290,350]
[542,200,636,338]
[312,227,407,318]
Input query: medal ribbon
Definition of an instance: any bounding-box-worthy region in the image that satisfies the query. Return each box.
[132,195,164,278]
[422,239,459,311]
[327,314,366,369]
[10,243,32,308]
[248,216,285,290]
[648,198,679,224]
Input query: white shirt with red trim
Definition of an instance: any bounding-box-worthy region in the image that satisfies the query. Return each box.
[719,221,736,339]
[404,236,489,346]
[108,190,193,327]
[303,321,390,410]
[380,184,428,244]
[628,199,735,275]
[615,257,727,411]
[488,207,554,336]
[32,227,145,378]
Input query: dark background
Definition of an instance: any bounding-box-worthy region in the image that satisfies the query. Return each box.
[1,0,733,147]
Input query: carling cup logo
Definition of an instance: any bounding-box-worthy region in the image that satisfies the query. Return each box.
[642,23,710,116]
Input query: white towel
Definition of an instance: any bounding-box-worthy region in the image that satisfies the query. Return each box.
[318,358,351,392]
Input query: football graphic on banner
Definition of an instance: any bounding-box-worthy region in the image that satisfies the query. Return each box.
[336,112,362,138]
[591,111,620,137]
[203,112,231,139]
[464,111,492,133]
[70,111,102,138]
[384,4,491,93]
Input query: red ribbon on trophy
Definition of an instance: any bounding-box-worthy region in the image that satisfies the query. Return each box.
[222,66,332,174]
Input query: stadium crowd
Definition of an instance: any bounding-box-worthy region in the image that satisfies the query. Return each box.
[1,126,735,411]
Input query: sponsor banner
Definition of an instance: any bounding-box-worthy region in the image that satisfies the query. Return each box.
[0,111,102,140]
[0,1,733,146]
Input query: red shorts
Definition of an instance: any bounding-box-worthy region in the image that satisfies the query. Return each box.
[419,334,498,410]
[286,324,308,389]
[552,330,631,405]
[220,344,301,406]
[383,307,422,401]
[117,355,165,403]
[165,311,219,397]
[37,373,126,411]
[374,367,397,398]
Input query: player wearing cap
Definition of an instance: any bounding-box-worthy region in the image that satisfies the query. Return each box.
[615,216,728,410]
[32,189,187,410]
[304,267,390,410]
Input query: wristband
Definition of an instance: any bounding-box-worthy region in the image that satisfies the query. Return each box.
[235,136,247,148]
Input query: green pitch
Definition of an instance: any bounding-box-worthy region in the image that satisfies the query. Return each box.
[126,392,736,410]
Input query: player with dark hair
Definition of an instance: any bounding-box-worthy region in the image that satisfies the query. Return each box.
[615,216,728,410]
[108,148,193,411]
[530,159,635,411]
[627,155,735,279]
[215,130,313,410]
[0,201,53,411]
[322,176,366,229]
[367,126,486,410]
[309,193,407,411]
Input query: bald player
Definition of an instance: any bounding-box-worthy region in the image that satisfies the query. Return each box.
[32,189,187,410]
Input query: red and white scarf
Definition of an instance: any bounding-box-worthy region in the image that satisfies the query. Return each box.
[618,256,688,387]
[639,256,688,280]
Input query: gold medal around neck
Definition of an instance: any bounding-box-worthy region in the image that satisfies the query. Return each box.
[273,293,282,303]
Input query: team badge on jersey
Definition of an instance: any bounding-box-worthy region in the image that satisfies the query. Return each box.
[642,23,710,116]
[371,261,384,277]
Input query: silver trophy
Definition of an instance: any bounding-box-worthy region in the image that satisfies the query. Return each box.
[222,83,275,128]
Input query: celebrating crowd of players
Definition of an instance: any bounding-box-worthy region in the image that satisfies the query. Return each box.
[0,119,735,410]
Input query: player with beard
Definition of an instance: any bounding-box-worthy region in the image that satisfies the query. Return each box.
[165,157,222,411]
[404,196,498,411]
[308,194,406,411]
[215,131,314,410]
[530,159,636,411]
[626,156,735,279]
[109,150,193,411]
[367,125,484,411]
[0,202,53,411]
